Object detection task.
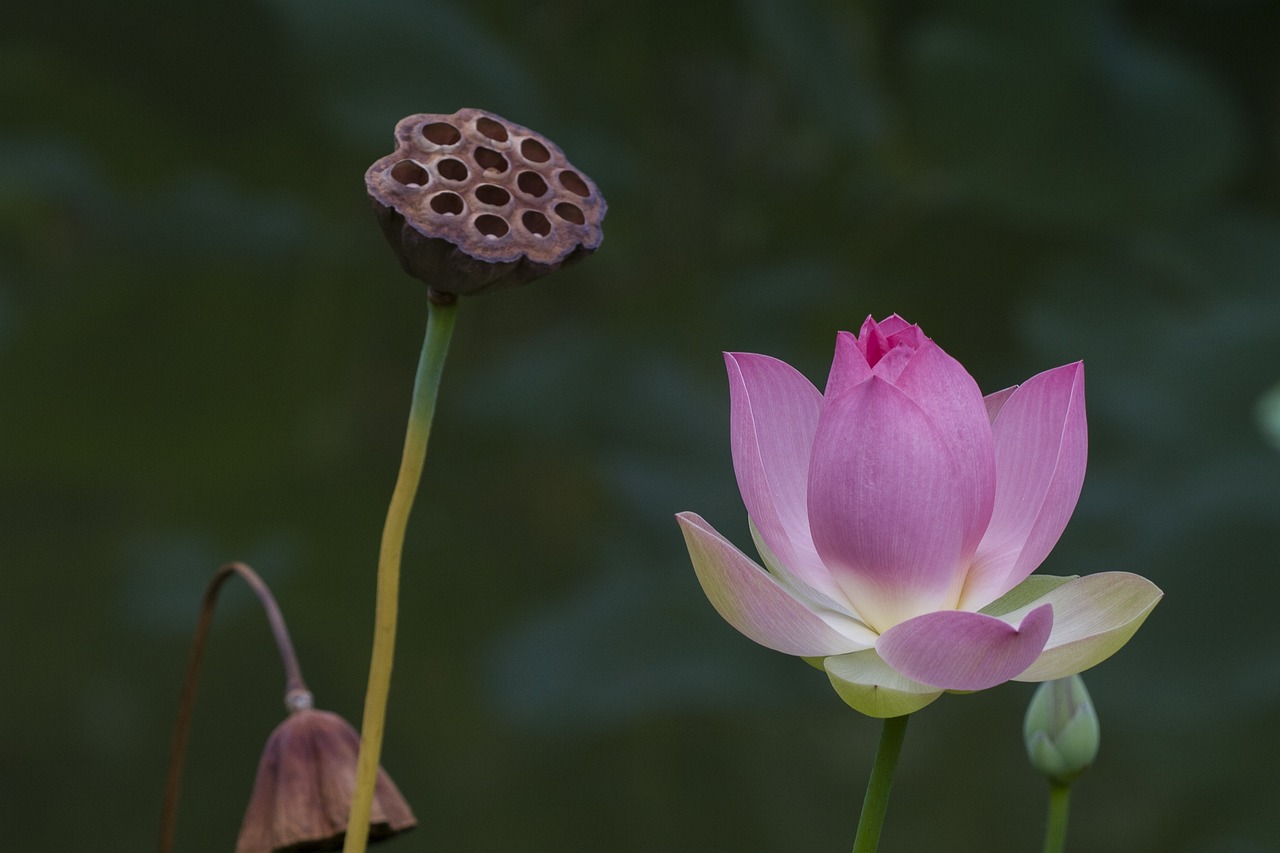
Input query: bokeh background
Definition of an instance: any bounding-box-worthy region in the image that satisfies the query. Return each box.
[4,1,1280,850]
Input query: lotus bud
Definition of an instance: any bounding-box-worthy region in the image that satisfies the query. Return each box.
[236,690,416,853]
[1023,675,1100,785]
[366,108,606,301]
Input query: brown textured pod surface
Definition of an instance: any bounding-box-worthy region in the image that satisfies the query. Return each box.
[236,709,415,852]
[366,108,606,297]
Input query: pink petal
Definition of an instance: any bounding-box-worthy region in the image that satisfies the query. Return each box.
[883,318,924,347]
[677,512,875,656]
[852,315,926,381]
[983,386,1017,424]
[807,378,980,631]
[855,315,936,381]
[868,344,915,383]
[1001,572,1163,682]
[877,605,1054,690]
[891,341,996,558]
[749,520,860,617]
[960,363,1087,610]
[726,352,846,606]
[872,314,914,338]
[855,315,892,365]
[824,332,871,399]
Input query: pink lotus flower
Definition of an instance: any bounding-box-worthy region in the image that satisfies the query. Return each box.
[677,316,1161,717]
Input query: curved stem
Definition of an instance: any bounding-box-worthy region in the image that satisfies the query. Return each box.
[852,714,910,853]
[159,562,309,853]
[1042,782,1071,853]
[344,296,458,853]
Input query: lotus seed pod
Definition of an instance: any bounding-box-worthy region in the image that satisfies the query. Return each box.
[366,108,606,299]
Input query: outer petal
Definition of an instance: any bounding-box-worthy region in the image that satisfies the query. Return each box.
[677,512,875,656]
[825,649,943,718]
[1001,572,1163,682]
[726,353,846,605]
[892,341,997,558]
[962,363,1087,609]
[877,605,1053,691]
[750,519,862,619]
[808,378,979,630]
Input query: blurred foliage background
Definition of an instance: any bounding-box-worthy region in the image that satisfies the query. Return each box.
[3,0,1280,850]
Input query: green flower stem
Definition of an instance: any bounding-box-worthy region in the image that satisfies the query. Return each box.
[852,714,910,853]
[344,296,458,853]
[1042,782,1072,853]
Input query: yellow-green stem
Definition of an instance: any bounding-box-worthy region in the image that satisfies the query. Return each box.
[345,296,458,853]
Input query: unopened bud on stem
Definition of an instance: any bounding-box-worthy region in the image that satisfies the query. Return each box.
[1023,675,1100,785]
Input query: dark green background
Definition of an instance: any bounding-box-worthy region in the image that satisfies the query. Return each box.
[4,1,1279,850]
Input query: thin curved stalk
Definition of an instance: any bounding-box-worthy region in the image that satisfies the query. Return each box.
[159,562,308,853]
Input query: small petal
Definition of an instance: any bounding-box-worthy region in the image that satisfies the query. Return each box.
[726,353,845,604]
[677,513,875,656]
[878,605,1054,691]
[983,386,1017,424]
[825,649,943,717]
[1003,572,1163,682]
[962,363,1087,609]
[868,344,915,383]
[874,314,914,337]
[855,315,892,365]
[808,378,979,630]
[979,574,1077,617]
[824,331,871,399]
[855,315,926,381]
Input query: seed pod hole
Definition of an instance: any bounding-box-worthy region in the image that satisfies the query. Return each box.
[522,211,551,237]
[558,170,590,197]
[474,184,511,206]
[430,192,465,216]
[516,171,548,198]
[422,122,461,146]
[474,214,509,238]
[520,138,551,163]
[390,160,430,187]
[475,117,509,142]
[554,202,585,225]
[474,148,509,173]
[437,158,469,181]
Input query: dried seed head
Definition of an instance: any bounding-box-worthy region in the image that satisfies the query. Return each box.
[236,708,415,853]
[366,108,606,299]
